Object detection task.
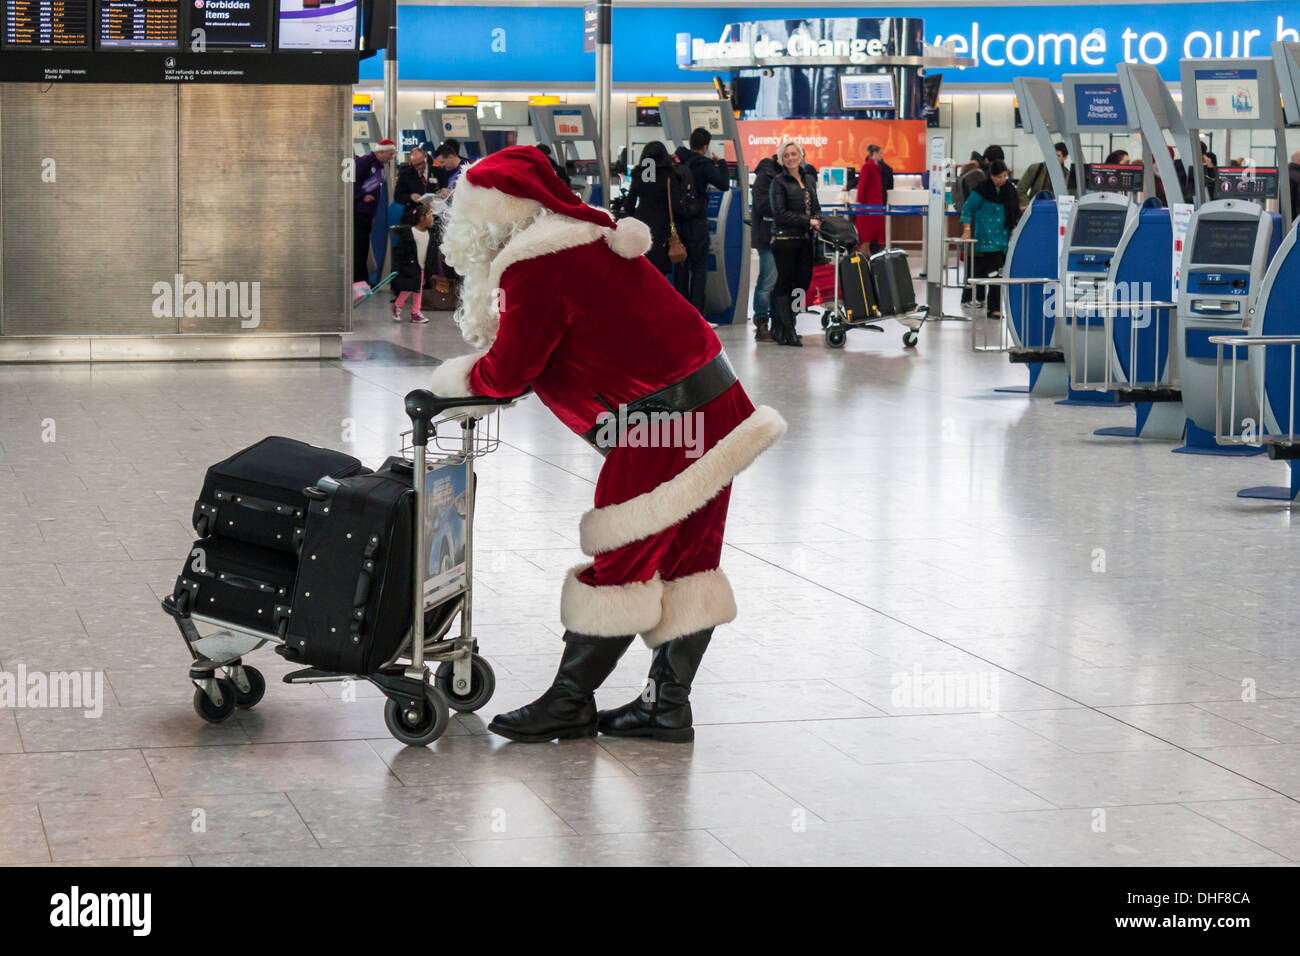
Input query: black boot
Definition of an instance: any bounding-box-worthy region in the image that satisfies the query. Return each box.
[598,630,712,742]
[489,633,634,743]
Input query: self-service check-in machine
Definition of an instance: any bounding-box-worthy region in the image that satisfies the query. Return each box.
[1069,62,1199,440]
[1173,56,1289,456]
[659,99,751,326]
[353,105,382,157]
[1056,75,1141,407]
[529,104,607,206]
[987,77,1075,394]
[422,108,486,159]
[1205,42,1300,498]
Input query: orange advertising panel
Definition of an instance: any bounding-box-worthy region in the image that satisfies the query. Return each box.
[736,119,927,173]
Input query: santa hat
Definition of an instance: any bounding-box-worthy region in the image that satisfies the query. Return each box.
[372,138,397,153]
[452,145,651,258]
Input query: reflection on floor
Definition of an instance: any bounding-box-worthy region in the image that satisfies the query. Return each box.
[1,285,1299,867]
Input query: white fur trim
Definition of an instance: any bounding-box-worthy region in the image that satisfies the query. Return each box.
[451,174,543,227]
[487,214,608,290]
[642,569,736,648]
[605,217,653,258]
[560,565,664,637]
[430,352,483,397]
[430,352,515,418]
[579,404,788,556]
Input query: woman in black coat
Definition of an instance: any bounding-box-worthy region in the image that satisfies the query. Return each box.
[623,141,677,274]
[388,205,436,323]
[768,139,821,347]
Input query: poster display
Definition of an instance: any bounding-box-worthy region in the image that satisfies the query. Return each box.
[552,108,585,138]
[187,0,269,50]
[687,103,725,136]
[1072,83,1128,127]
[1194,68,1259,121]
[276,0,356,51]
[422,460,470,605]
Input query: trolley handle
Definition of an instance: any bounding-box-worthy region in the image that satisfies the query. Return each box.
[404,389,518,446]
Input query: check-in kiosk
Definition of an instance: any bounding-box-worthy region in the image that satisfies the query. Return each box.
[353,106,382,157]
[421,108,486,159]
[1174,56,1289,455]
[1056,75,1141,407]
[1205,42,1300,498]
[529,104,607,205]
[659,99,750,326]
[985,78,1072,395]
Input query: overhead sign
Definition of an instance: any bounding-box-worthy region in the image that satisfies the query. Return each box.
[582,2,596,53]
[735,117,926,171]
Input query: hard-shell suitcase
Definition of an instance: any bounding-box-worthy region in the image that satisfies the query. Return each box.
[193,437,369,555]
[283,462,415,675]
[870,249,916,316]
[838,252,881,324]
[172,537,296,635]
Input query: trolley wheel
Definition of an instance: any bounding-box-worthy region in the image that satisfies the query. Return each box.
[903,330,919,348]
[193,679,237,723]
[436,654,496,713]
[825,327,847,349]
[230,666,266,709]
[384,685,451,747]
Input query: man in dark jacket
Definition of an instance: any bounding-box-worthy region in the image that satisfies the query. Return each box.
[673,127,730,316]
[353,138,396,301]
[394,145,432,223]
[750,154,779,341]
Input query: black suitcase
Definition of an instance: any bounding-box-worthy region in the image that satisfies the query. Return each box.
[870,249,917,316]
[172,537,297,636]
[193,437,369,555]
[283,462,415,675]
[818,214,859,252]
[838,252,881,324]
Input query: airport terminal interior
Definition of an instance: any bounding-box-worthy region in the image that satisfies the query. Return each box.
[4,0,1300,881]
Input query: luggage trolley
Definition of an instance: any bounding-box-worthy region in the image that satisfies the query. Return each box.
[965,275,1059,357]
[813,219,929,350]
[1211,335,1300,500]
[160,390,512,747]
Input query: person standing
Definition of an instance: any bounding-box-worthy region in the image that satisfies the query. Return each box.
[855,145,886,255]
[352,138,396,302]
[389,204,436,324]
[673,127,730,315]
[749,153,779,341]
[394,145,432,223]
[432,140,465,192]
[960,159,1018,319]
[768,139,821,347]
[623,141,675,275]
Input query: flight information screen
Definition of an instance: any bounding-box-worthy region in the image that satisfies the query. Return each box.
[187,0,268,50]
[1191,220,1258,266]
[4,0,91,48]
[96,0,178,48]
[1071,208,1128,248]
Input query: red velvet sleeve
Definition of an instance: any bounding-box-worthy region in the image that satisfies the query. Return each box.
[467,260,569,398]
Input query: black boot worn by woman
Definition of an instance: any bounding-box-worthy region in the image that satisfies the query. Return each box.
[597,629,713,742]
[489,633,634,742]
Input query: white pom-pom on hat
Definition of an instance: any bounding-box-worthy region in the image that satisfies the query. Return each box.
[605,217,653,259]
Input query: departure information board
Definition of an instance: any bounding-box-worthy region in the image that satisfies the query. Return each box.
[3,0,91,48]
[188,0,268,50]
[96,0,178,49]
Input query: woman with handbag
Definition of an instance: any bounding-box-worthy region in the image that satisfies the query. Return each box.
[768,140,821,347]
[959,159,1019,319]
[623,141,677,275]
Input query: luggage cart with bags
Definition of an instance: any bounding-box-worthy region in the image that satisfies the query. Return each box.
[812,214,929,349]
[160,390,513,747]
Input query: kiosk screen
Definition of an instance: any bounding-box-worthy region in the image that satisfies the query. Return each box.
[188,0,269,50]
[1072,209,1128,248]
[96,0,178,48]
[1191,220,1258,266]
[4,0,91,48]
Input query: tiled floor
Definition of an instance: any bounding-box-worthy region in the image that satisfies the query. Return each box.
[3,277,1300,867]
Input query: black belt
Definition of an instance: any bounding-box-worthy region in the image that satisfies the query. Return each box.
[580,351,737,455]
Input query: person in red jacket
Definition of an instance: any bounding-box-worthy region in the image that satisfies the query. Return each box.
[430,146,786,743]
[855,145,886,254]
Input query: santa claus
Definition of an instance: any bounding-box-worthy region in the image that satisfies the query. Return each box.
[430,145,785,743]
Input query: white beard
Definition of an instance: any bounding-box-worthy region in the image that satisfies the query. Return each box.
[440,204,545,348]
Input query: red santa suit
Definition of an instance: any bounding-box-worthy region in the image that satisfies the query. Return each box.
[430,146,786,647]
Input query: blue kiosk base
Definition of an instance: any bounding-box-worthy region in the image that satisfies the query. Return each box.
[996,362,1066,397]
[1094,401,1185,441]
[1172,420,1267,457]
[1237,461,1300,501]
[1056,387,1128,407]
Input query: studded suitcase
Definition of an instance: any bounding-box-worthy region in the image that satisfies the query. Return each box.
[192,437,369,555]
[172,537,297,636]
